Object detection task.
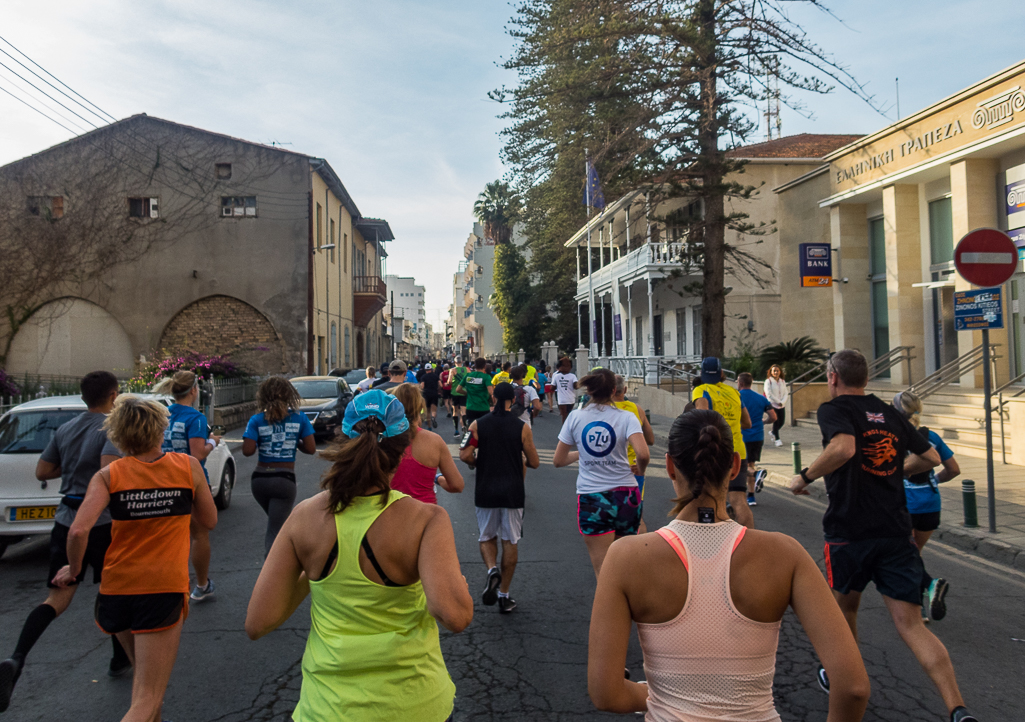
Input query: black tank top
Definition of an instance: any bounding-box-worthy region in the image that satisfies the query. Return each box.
[474,411,526,509]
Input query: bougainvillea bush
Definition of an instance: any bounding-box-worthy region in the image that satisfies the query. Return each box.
[128,351,251,391]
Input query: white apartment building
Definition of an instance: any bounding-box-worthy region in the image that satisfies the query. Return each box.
[385,275,427,349]
[462,223,504,357]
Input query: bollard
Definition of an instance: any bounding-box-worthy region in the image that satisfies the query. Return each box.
[962,479,978,528]
[644,410,651,424]
[792,442,801,475]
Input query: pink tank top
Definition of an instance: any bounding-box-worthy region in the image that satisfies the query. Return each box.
[390,428,438,504]
[637,520,781,722]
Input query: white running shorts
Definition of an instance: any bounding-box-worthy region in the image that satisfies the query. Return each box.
[475,507,524,544]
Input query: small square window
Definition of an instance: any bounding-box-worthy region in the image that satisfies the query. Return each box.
[128,197,159,219]
[221,196,257,218]
[215,163,232,180]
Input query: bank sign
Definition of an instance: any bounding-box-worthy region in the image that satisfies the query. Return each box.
[799,243,833,287]
[954,287,1004,330]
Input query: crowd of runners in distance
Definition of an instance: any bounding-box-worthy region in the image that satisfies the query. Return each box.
[0,349,979,722]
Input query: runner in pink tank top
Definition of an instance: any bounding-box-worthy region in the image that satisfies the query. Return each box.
[587,410,869,721]
[388,385,464,503]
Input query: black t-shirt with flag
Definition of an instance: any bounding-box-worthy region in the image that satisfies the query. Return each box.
[816,393,931,541]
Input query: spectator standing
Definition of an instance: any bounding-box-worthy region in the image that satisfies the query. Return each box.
[763,365,788,447]
[587,409,869,720]
[551,357,579,423]
[390,383,464,504]
[53,395,218,722]
[692,358,753,529]
[459,383,540,613]
[789,350,978,722]
[738,373,776,508]
[241,377,317,553]
[245,390,472,722]
[0,372,129,713]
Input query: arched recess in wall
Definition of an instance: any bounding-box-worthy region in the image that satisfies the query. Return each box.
[356,330,365,368]
[7,297,134,378]
[159,295,286,375]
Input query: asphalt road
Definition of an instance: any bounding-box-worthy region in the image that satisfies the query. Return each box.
[0,410,1022,721]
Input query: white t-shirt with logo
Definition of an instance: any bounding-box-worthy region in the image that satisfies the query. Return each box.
[558,403,643,494]
[552,372,579,405]
[513,383,540,425]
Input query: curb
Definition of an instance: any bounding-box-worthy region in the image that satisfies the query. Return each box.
[765,471,1025,572]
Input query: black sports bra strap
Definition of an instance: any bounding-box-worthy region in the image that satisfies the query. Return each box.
[318,542,338,581]
[361,535,400,587]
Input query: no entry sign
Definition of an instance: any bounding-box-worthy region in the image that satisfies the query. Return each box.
[954,228,1018,287]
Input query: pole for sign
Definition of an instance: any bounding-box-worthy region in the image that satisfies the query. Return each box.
[982,329,997,533]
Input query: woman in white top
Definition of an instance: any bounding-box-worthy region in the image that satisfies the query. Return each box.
[763,365,788,446]
[551,357,579,423]
[554,368,649,577]
[587,409,869,720]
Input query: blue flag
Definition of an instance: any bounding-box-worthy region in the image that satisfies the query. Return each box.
[584,159,606,210]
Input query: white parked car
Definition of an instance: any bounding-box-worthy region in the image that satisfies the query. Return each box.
[0,394,236,559]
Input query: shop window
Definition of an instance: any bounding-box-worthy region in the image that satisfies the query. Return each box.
[928,197,954,266]
[221,196,257,217]
[128,197,159,219]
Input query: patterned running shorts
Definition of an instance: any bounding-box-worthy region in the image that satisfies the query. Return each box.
[577,486,642,536]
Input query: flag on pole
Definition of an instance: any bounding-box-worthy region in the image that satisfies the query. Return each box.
[584,159,606,210]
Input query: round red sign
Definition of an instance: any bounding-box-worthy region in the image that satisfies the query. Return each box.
[954,228,1019,287]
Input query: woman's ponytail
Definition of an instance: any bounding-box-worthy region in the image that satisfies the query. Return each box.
[666,409,735,516]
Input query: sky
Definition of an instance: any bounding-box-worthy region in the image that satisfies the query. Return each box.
[1,1,1022,333]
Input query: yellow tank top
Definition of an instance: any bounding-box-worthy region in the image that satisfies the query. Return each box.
[612,400,645,467]
[293,491,455,722]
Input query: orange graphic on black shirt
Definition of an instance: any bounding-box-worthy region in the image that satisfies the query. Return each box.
[861,431,898,476]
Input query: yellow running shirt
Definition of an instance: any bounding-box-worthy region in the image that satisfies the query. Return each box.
[691,382,747,460]
[612,400,645,467]
[491,371,510,385]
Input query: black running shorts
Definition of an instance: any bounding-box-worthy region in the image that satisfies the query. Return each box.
[728,459,748,493]
[823,536,924,605]
[424,394,439,408]
[95,592,188,634]
[48,521,111,588]
[745,440,763,463]
[910,511,941,532]
[451,395,466,408]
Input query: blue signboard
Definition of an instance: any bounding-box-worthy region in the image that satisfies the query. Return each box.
[799,243,833,287]
[954,287,1004,330]
[613,314,622,341]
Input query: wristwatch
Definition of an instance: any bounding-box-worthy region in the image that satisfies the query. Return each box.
[800,467,813,484]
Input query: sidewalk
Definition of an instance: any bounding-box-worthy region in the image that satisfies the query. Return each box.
[646,412,1025,571]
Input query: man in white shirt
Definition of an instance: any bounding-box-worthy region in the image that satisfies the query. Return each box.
[551,357,579,423]
[509,365,541,425]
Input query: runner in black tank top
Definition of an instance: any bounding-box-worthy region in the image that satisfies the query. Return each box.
[459,384,540,613]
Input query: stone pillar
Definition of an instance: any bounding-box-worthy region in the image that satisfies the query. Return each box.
[883,184,926,385]
[575,344,589,379]
[645,355,659,386]
[950,158,1002,387]
[830,204,872,355]
[517,348,525,364]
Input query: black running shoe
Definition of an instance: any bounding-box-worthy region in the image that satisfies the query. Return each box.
[926,578,949,622]
[816,666,829,694]
[0,657,23,713]
[950,707,978,722]
[754,469,767,493]
[482,567,501,606]
[498,596,517,614]
[432,418,438,429]
[108,656,133,678]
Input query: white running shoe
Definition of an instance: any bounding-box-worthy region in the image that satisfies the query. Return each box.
[774,439,783,447]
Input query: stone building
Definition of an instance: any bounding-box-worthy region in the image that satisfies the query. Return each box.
[0,114,392,378]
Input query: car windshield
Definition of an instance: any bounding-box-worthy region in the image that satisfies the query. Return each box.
[342,369,367,384]
[292,380,340,398]
[0,410,82,454]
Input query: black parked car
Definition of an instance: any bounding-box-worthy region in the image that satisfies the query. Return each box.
[291,376,354,439]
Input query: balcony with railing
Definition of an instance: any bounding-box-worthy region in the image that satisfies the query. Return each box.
[354,275,387,327]
[576,241,702,297]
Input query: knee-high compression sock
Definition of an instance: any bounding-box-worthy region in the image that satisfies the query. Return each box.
[12,604,57,663]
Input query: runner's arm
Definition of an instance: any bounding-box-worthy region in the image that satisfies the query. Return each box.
[935,456,960,483]
[740,407,752,430]
[190,436,215,461]
[522,424,540,469]
[458,423,478,466]
[903,446,941,476]
[641,413,655,446]
[53,468,112,586]
[436,435,464,493]
[298,434,317,455]
[35,459,61,481]
[418,505,473,632]
[587,541,649,713]
[694,397,709,411]
[245,510,310,639]
[190,455,218,530]
[788,540,871,720]
[628,432,650,475]
[553,440,578,467]
[242,438,258,456]
[790,433,855,495]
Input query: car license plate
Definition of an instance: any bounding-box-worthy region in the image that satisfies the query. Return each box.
[10,506,57,522]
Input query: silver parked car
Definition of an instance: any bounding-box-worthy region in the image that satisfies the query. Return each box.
[0,394,235,559]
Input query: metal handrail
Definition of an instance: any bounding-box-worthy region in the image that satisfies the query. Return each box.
[787,357,830,404]
[908,343,999,401]
[996,371,1025,465]
[867,346,915,383]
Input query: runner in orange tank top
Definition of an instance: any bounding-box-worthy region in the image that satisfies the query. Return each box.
[53,396,217,722]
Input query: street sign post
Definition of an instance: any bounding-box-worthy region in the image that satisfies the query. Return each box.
[953,228,1018,534]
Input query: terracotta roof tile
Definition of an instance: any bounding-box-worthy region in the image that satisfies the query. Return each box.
[726,133,864,159]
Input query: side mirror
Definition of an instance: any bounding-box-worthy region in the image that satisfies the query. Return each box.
[210,424,226,437]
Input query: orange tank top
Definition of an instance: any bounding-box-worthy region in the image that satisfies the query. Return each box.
[101,453,195,596]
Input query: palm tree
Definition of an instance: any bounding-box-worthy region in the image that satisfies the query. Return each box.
[473,181,520,244]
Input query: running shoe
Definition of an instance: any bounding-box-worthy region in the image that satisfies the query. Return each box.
[0,657,22,712]
[498,596,517,614]
[453,427,460,437]
[925,578,949,621]
[950,706,978,722]
[432,418,438,429]
[482,567,501,606]
[768,432,776,443]
[108,656,133,678]
[774,439,783,447]
[816,666,829,694]
[754,469,767,493]
[190,579,216,602]
[746,494,757,507]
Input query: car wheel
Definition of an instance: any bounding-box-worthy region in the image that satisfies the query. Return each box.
[214,461,235,511]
